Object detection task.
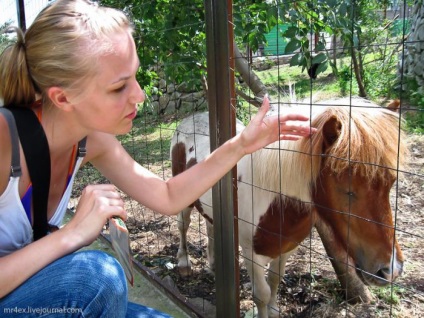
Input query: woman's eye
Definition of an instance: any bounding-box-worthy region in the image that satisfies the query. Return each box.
[113,85,126,93]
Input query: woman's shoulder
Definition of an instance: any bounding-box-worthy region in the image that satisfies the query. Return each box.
[0,111,14,196]
[84,131,123,163]
[0,110,14,157]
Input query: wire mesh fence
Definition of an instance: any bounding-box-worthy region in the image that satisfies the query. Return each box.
[104,1,422,317]
[2,0,423,317]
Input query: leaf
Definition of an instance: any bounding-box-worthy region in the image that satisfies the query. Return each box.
[312,52,327,64]
[290,53,303,67]
[285,39,301,54]
[326,0,338,8]
[284,25,298,38]
[315,41,326,51]
[315,61,329,76]
[339,3,348,16]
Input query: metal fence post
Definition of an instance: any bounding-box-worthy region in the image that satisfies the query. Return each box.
[16,0,26,31]
[204,0,239,317]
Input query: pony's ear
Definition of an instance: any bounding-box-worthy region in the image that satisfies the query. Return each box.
[386,99,400,113]
[322,116,341,150]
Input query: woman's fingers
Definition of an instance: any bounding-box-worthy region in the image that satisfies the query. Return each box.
[252,95,271,124]
[279,135,302,141]
[278,113,311,122]
[281,123,316,135]
[67,184,128,247]
[79,184,127,220]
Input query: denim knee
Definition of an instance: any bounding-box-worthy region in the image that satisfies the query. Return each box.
[70,250,128,316]
[0,250,128,318]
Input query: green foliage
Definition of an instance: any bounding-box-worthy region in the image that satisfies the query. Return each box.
[405,90,424,134]
[337,64,352,96]
[101,0,207,90]
[101,0,277,91]
[279,0,404,99]
[233,1,278,53]
[280,0,350,74]
[255,62,339,102]
[236,99,256,126]
[363,59,398,100]
[371,285,406,305]
[98,0,418,131]
[390,18,411,37]
[0,22,14,53]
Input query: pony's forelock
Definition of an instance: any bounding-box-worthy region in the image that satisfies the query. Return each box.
[251,102,408,200]
[313,106,407,182]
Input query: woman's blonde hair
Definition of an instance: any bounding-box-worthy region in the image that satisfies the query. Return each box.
[0,0,133,107]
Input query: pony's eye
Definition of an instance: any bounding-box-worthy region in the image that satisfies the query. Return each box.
[346,191,355,197]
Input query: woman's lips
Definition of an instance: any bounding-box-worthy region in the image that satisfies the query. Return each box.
[126,109,137,120]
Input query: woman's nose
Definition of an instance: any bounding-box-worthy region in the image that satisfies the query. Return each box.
[131,82,145,104]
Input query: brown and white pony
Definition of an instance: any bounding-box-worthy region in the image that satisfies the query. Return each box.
[170,97,407,318]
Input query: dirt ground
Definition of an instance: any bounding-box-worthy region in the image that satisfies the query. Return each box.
[109,132,423,318]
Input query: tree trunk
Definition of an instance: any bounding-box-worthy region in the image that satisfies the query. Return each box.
[233,42,268,107]
[351,47,367,97]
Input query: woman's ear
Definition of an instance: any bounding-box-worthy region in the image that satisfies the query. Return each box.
[47,86,73,111]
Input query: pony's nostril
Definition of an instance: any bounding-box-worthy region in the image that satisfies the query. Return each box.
[376,267,399,281]
[376,268,390,280]
[377,261,404,281]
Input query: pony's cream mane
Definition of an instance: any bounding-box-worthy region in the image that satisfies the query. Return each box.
[310,105,407,181]
[251,100,408,201]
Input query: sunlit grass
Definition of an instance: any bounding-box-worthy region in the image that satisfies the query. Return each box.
[256,62,342,102]
[119,117,177,168]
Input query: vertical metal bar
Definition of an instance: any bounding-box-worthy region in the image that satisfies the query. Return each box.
[205,0,239,317]
[227,0,240,315]
[16,0,26,31]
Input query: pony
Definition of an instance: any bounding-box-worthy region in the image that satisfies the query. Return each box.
[170,97,407,318]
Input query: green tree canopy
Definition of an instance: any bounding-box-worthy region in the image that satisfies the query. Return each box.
[100,0,410,100]
[100,0,277,93]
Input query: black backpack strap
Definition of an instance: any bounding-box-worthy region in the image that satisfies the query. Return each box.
[7,106,51,241]
[0,108,21,178]
[77,137,87,158]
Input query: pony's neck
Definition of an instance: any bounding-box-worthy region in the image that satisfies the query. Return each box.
[251,139,319,203]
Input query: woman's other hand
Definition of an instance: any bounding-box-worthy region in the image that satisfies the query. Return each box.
[64,184,126,247]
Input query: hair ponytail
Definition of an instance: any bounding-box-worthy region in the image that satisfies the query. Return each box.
[0,26,37,107]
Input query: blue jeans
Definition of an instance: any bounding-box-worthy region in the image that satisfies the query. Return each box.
[0,250,171,317]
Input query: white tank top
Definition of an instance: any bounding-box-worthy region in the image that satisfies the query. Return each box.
[0,157,84,256]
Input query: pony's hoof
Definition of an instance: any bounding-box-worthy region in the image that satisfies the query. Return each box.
[178,266,192,277]
[268,306,280,318]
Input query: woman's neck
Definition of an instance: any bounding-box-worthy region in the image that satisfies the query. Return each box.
[39,103,88,156]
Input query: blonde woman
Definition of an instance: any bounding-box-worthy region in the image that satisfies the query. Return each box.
[0,0,315,316]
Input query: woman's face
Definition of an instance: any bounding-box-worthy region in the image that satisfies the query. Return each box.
[70,31,145,135]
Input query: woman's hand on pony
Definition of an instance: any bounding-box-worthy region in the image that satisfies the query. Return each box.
[238,95,316,155]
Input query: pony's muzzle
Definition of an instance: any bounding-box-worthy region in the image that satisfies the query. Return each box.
[376,261,404,282]
[357,259,404,286]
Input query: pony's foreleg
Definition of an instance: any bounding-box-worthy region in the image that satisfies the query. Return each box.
[267,250,296,317]
[243,249,272,318]
[205,221,215,274]
[177,207,193,277]
[315,218,373,303]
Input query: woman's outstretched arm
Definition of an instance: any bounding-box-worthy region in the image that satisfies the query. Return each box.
[91,96,316,216]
